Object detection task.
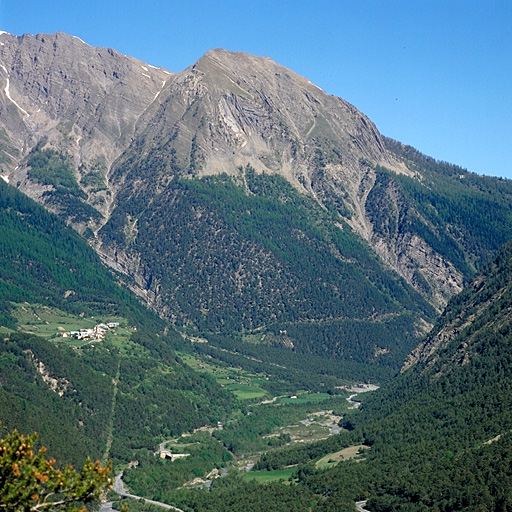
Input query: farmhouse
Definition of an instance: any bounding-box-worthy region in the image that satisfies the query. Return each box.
[160,450,191,461]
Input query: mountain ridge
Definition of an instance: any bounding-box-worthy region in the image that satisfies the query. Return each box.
[2,32,512,376]
[402,239,512,372]
[0,31,170,228]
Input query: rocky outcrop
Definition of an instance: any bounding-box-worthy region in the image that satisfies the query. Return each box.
[0,31,169,225]
[402,242,512,371]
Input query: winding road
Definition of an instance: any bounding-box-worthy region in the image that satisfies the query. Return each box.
[100,472,185,512]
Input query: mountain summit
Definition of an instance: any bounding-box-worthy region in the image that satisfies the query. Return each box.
[125,47,402,182]
[0,31,169,222]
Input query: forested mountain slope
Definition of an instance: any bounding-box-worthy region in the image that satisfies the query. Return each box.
[0,179,233,466]
[317,239,512,510]
[216,240,512,511]
[384,137,512,274]
[0,178,147,326]
[2,32,512,380]
[99,167,435,381]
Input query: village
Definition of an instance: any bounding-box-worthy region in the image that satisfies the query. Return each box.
[62,321,120,341]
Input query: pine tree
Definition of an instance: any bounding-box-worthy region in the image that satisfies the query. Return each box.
[0,425,112,511]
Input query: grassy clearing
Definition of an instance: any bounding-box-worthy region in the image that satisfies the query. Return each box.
[180,351,354,406]
[241,333,266,344]
[13,303,97,338]
[179,352,269,400]
[226,383,267,400]
[243,467,295,483]
[315,445,369,469]
[10,303,141,354]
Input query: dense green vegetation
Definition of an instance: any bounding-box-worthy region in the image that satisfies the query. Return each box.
[0,180,235,468]
[186,331,379,391]
[114,240,512,512]
[7,138,512,510]
[0,328,235,468]
[0,332,113,467]
[172,477,328,512]
[116,367,358,508]
[110,331,234,461]
[26,145,102,223]
[293,240,512,511]
[0,178,147,327]
[100,167,433,380]
[123,431,232,496]
[384,137,512,272]
[112,498,162,512]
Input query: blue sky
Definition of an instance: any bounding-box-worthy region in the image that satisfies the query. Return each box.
[1,0,511,178]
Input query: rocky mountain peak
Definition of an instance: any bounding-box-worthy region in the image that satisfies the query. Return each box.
[116,45,404,196]
[3,32,504,324]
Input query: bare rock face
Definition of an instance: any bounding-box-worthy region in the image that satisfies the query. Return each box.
[114,48,406,206]
[153,49,399,178]
[363,171,464,310]
[0,31,169,225]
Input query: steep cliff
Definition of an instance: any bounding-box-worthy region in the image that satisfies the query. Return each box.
[0,31,169,228]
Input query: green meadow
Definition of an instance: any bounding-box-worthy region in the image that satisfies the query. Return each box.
[243,467,296,483]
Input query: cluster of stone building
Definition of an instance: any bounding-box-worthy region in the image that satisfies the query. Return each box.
[62,322,120,341]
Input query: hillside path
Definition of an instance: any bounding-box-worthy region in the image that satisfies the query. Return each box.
[102,361,120,463]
